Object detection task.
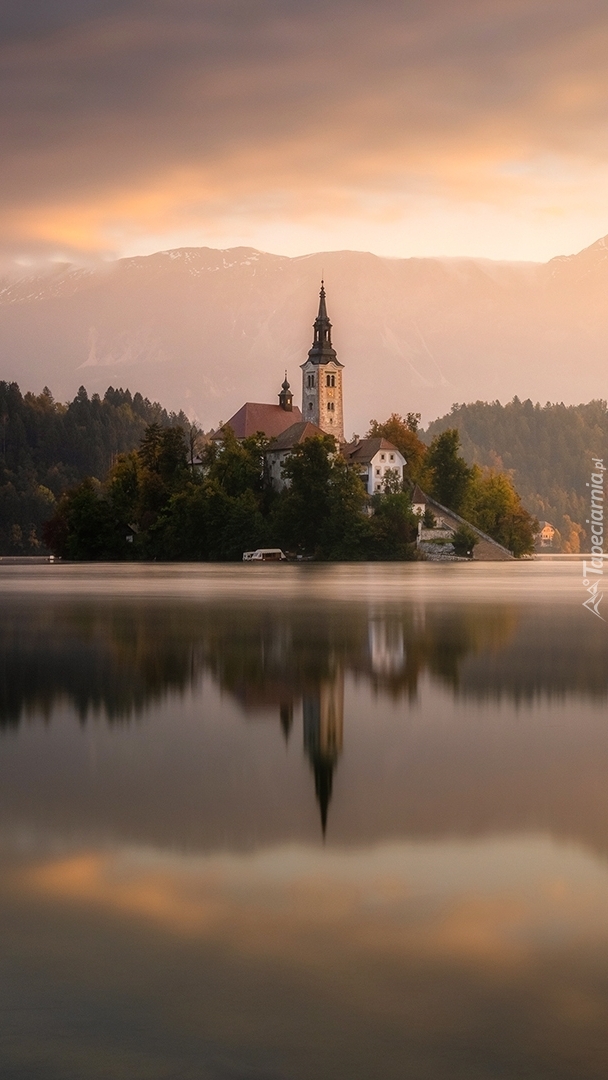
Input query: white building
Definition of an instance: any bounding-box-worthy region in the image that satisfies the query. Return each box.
[342,437,406,495]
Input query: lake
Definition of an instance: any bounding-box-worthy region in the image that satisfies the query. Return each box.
[1,561,608,1079]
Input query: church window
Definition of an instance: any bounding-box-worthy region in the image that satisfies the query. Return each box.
[309,402,313,410]
[326,373,336,387]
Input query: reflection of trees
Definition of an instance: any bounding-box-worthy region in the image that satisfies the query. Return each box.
[0,601,207,726]
[3,596,608,827]
[1,599,519,831]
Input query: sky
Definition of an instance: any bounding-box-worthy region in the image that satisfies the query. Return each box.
[2,0,608,267]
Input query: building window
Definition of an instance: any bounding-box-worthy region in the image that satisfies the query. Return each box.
[380,453,385,461]
[375,467,381,476]
[389,454,394,461]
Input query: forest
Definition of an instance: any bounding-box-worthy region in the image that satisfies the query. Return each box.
[0,382,188,554]
[0,382,539,560]
[44,425,421,562]
[425,398,608,551]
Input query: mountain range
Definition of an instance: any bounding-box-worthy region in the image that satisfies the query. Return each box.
[1,237,608,433]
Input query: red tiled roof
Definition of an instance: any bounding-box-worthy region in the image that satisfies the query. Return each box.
[267,421,326,451]
[342,437,403,465]
[214,402,303,440]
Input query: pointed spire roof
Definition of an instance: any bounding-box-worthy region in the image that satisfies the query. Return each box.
[317,279,328,322]
[306,280,342,367]
[313,758,334,836]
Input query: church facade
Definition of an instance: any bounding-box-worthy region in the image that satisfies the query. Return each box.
[214,281,345,445]
[215,281,407,494]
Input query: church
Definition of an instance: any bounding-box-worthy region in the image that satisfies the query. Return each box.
[215,282,406,493]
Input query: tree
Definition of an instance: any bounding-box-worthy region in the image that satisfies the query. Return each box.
[147,480,267,561]
[0,381,189,554]
[45,478,131,560]
[451,525,478,558]
[464,468,537,556]
[369,490,418,560]
[318,455,371,560]
[560,515,583,554]
[139,424,187,485]
[272,435,336,554]
[425,397,608,548]
[426,429,473,513]
[203,428,269,500]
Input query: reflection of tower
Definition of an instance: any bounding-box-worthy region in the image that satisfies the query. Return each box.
[279,702,293,740]
[368,617,405,674]
[303,671,344,834]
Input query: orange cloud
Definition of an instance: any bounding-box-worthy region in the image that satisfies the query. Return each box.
[3,1,608,261]
[16,838,608,973]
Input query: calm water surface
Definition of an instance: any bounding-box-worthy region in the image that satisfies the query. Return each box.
[1,561,608,1079]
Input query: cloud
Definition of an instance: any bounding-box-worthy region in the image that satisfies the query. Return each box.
[17,836,608,967]
[3,0,608,261]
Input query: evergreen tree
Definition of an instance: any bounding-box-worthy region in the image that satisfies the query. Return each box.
[426,429,473,513]
[0,381,188,554]
[425,397,608,549]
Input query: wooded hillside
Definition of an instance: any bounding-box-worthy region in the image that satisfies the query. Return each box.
[425,398,608,550]
[0,382,188,554]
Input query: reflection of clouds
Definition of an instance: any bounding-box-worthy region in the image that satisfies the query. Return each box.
[18,838,608,971]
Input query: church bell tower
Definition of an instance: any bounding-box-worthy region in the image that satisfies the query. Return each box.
[300,282,344,442]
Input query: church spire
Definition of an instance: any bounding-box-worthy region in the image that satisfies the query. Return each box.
[317,279,328,326]
[307,280,339,366]
[301,279,345,441]
[278,371,293,411]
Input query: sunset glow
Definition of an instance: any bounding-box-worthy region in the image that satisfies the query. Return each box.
[3,1,608,265]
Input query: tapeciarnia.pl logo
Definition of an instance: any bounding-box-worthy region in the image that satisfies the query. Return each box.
[582,458,605,619]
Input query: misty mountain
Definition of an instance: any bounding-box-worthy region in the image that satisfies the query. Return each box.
[1,238,607,434]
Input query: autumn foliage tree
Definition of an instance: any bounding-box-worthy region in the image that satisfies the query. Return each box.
[367,412,427,482]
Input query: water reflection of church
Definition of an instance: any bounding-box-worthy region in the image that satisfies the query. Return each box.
[228,614,410,834]
[303,674,344,833]
[232,666,346,834]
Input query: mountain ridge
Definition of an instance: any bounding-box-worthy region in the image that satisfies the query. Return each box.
[1,236,607,432]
